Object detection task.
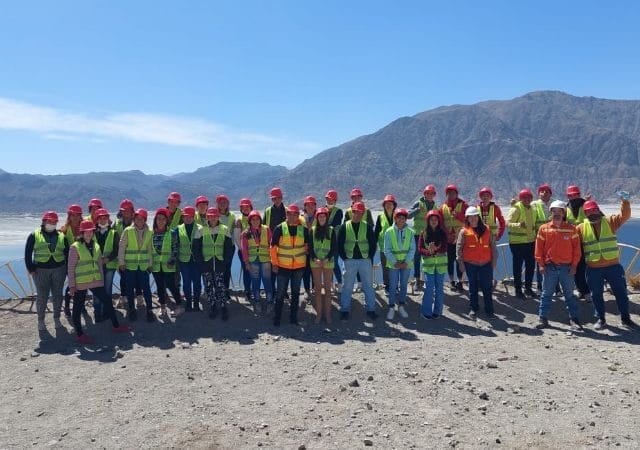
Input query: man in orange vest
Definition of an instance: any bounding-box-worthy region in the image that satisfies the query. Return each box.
[440,184,468,291]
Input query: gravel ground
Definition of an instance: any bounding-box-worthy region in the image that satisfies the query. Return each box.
[1,285,639,449]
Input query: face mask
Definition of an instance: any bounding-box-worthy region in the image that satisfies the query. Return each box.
[98,223,109,229]
[587,214,601,222]
[44,224,56,233]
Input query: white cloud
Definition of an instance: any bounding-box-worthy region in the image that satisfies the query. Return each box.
[0,97,322,160]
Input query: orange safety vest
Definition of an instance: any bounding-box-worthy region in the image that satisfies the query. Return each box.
[275,223,306,269]
[461,226,492,264]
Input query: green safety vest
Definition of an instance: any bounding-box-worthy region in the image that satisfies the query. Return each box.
[177,223,202,263]
[115,219,133,236]
[219,212,236,229]
[152,231,175,273]
[579,218,619,263]
[247,225,271,263]
[566,206,586,225]
[169,208,182,230]
[328,206,340,225]
[421,252,448,275]
[202,224,228,261]
[124,226,152,270]
[413,198,437,233]
[310,226,334,269]
[532,200,550,229]
[377,212,393,250]
[239,215,249,232]
[479,203,499,237]
[71,240,103,285]
[385,226,414,269]
[33,229,66,263]
[64,227,77,245]
[442,202,464,235]
[101,228,119,270]
[344,221,369,259]
[194,211,208,227]
[508,202,536,244]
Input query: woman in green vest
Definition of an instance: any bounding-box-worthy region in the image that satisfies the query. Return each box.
[235,198,254,302]
[375,194,397,294]
[419,210,448,318]
[201,207,234,320]
[310,207,336,324]
[151,208,183,318]
[61,204,83,316]
[241,210,273,314]
[176,206,203,312]
[383,209,415,320]
[301,196,317,306]
[93,208,119,322]
[68,220,130,344]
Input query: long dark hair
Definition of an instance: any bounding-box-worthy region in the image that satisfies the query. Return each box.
[424,215,447,246]
[313,218,331,241]
[466,216,487,236]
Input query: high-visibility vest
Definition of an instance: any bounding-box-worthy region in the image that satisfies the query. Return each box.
[442,202,464,236]
[377,212,393,250]
[344,221,369,259]
[71,240,103,285]
[508,202,536,244]
[345,208,372,224]
[33,229,66,263]
[169,208,182,230]
[177,223,202,263]
[264,206,285,230]
[461,226,492,264]
[219,212,236,229]
[247,225,270,263]
[202,224,228,261]
[413,199,437,233]
[239,215,249,232]
[64,227,77,245]
[276,224,306,269]
[479,203,499,237]
[124,226,152,270]
[385,226,414,269]
[532,200,550,229]
[421,252,448,275]
[152,231,175,273]
[328,206,341,225]
[310,226,334,269]
[579,218,619,263]
[194,211,208,227]
[566,206,586,225]
[115,219,132,236]
[101,228,119,270]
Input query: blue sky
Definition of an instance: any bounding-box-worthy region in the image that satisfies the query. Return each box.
[1,0,639,175]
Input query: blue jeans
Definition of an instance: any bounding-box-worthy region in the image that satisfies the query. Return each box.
[180,261,202,302]
[422,271,445,316]
[538,264,579,320]
[333,254,343,284]
[238,250,252,294]
[249,261,273,302]
[124,269,152,310]
[103,268,115,299]
[466,262,494,314]
[340,258,376,312]
[586,264,630,320]
[388,266,411,307]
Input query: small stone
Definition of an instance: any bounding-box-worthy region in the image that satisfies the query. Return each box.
[332,360,339,365]
[115,350,125,359]
[349,379,360,387]
[590,421,596,426]
[344,365,351,370]
[479,392,489,400]
[273,336,281,341]
[364,439,373,446]
[339,385,347,392]
[91,438,96,442]
[487,362,498,369]
[181,343,191,349]
[365,432,373,437]
[166,354,170,358]
[292,352,298,356]
[367,375,374,381]
[496,438,501,444]
[37,411,45,417]
[608,365,618,371]
[19,357,27,361]
[445,432,455,437]
[298,445,306,450]
[366,402,373,410]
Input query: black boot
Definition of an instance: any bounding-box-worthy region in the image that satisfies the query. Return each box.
[193,298,201,312]
[209,304,217,319]
[185,299,193,312]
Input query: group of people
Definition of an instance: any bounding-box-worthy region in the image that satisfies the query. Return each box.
[25,183,636,344]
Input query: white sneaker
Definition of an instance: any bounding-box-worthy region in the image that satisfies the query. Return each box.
[386,308,395,320]
[54,317,64,329]
[38,320,46,331]
[398,305,409,319]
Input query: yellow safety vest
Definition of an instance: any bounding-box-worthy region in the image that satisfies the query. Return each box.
[276,223,306,269]
[310,226,334,269]
[124,226,152,270]
[152,231,175,273]
[385,226,414,269]
[247,225,271,263]
[177,223,202,263]
[508,202,536,244]
[202,224,228,261]
[344,221,369,259]
[33,229,66,263]
[479,203,498,237]
[413,199,437,233]
[72,240,103,285]
[377,212,393,250]
[442,202,464,236]
[566,206,586,225]
[579,218,619,263]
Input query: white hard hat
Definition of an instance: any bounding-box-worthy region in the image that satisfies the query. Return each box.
[465,206,480,217]
[549,200,566,211]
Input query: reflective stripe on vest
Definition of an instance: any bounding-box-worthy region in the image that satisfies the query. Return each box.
[566,206,586,225]
[72,241,103,284]
[194,211,208,227]
[442,202,463,235]
[240,215,249,232]
[310,226,334,269]
[344,221,369,259]
[377,213,393,249]
[462,226,492,264]
[202,224,228,261]
[33,229,66,263]
[169,208,182,230]
[532,201,548,228]
[580,218,619,262]
[124,226,152,270]
[178,223,202,262]
[152,231,175,273]
[248,225,271,263]
[103,229,119,270]
[385,226,414,269]
[508,202,536,244]
[277,224,306,269]
[480,203,498,236]
[421,253,448,275]
[413,198,436,233]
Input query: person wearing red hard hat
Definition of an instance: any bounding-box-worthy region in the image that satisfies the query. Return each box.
[577,193,636,329]
[343,188,374,224]
[264,187,286,232]
[440,184,468,291]
[270,204,310,326]
[383,208,415,321]
[85,198,103,223]
[151,208,184,318]
[60,204,84,316]
[166,192,183,230]
[241,210,274,314]
[418,209,448,319]
[477,187,506,241]
[93,208,119,310]
[114,199,136,309]
[324,189,344,291]
[235,198,255,302]
[68,220,131,344]
[194,195,210,227]
[375,194,397,294]
[214,194,236,295]
[309,207,337,324]
[201,207,234,320]
[175,205,204,313]
[300,196,318,306]
[337,201,378,321]
[409,185,439,290]
[507,188,537,299]
[118,208,155,322]
[531,183,556,292]
[565,185,592,301]
[25,210,69,332]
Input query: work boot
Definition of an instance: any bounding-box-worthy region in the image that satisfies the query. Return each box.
[621,316,637,329]
[127,309,137,322]
[184,300,193,312]
[535,317,549,329]
[524,288,537,298]
[569,318,583,331]
[193,299,201,312]
[221,306,229,321]
[593,319,606,330]
[514,289,525,300]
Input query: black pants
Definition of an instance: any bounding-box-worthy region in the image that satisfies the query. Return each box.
[274,268,304,324]
[413,235,421,280]
[574,256,590,296]
[73,287,119,336]
[380,253,390,292]
[509,242,535,291]
[447,243,463,282]
[223,248,235,290]
[152,270,182,305]
[203,259,228,309]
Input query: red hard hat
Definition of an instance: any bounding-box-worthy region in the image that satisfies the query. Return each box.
[182,206,196,218]
[119,199,134,211]
[270,187,283,198]
[445,184,458,194]
[315,207,329,218]
[382,194,397,206]
[423,185,436,194]
[42,211,59,222]
[155,207,170,217]
[351,201,365,213]
[350,188,363,198]
[239,198,253,208]
[583,200,600,212]
[134,208,148,221]
[286,204,300,214]
[216,194,230,204]
[426,209,442,222]
[95,208,109,218]
[519,189,533,200]
[537,183,552,195]
[478,187,493,198]
[195,195,209,205]
[394,208,409,218]
[304,195,317,205]
[325,190,338,201]
[248,210,262,222]
[88,198,103,209]
[566,185,581,196]
[167,192,182,202]
[67,204,83,215]
[206,207,220,217]
[79,220,95,233]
